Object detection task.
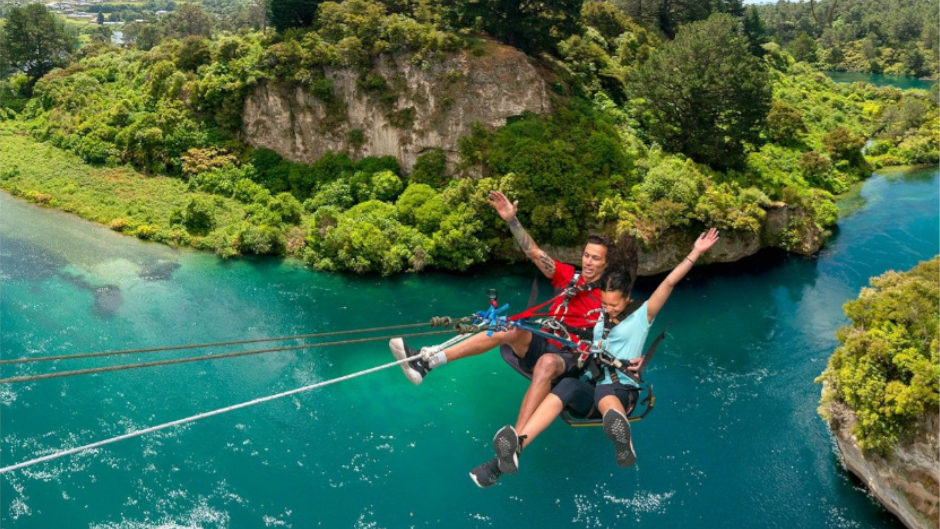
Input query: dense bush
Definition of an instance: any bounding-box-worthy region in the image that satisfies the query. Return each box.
[756,0,939,78]
[2,0,936,276]
[818,257,940,455]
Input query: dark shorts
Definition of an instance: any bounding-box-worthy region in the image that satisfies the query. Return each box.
[550,380,640,418]
[550,377,595,416]
[595,383,639,416]
[518,333,579,377]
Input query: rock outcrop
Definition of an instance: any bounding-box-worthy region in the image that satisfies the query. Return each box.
[242,42,824,271]
[543,202,824,275]
[242,42,551,172]
[825,399,939,529]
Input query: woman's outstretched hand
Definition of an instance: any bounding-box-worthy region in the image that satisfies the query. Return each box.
[693,228,720,255]
[488,190,519,222]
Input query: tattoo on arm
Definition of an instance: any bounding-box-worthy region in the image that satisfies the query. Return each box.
[508,218,536,255]
[537,251,556,276]
[508,218,555,276]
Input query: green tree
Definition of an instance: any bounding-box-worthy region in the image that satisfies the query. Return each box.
[182,196,216,234]
[444,0,584,54]
[164,3,214,39]
[88,25,113,44]
[818,257,940,455]
[627,14,771,170]
[0,4,76,86]
[270,0,320,32]
[822,126,865,165]
[124,22,163,50]
[766,100,806,144]
[176,36,212,71]
[613,0,743,38]
[742,6,769,57]
[789,31,818,62]
[410,148,448,188]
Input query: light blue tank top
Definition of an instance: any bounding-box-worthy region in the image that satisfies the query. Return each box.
[592,301,653,387]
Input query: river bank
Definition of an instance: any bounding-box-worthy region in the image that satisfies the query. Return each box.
[1,161,937,528]
[1,120,933,277]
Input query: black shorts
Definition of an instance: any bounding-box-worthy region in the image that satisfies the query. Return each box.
[594,383,639,415]
[518,333,579,377]
[550,377,595,416]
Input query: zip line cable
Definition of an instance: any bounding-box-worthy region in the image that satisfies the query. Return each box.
[0,321,437,366]
[0,331,472,475]
[0,329,455,385]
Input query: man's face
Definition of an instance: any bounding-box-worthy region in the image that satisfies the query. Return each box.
[581,242,608,281]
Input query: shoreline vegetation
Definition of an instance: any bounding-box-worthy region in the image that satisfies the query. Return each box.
[1,1,937,275]
[817,257,940,529]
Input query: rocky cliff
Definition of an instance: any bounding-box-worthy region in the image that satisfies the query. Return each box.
[824,398,939,529]
[543,202,823,275]
[242,42,551,172]
[242,41,823,272]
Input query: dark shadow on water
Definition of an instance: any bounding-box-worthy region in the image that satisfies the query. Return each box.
[138,259,181,281]
[59,272,123,318]
[0,236,66,281]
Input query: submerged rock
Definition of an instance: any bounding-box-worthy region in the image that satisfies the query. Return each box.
[139,260,180,281]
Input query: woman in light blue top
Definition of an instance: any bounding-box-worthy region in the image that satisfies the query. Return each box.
[470,228,720,487]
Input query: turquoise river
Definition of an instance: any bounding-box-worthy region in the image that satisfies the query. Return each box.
[1,163,938,528]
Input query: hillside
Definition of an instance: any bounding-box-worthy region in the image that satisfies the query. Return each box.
[0,1,936,274]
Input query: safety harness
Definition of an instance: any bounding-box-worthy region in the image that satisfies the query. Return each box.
[551,272,601,342]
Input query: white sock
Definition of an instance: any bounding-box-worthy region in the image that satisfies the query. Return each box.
[427,351,448,369]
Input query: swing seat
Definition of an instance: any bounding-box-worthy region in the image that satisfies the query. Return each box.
[499,345,654,427]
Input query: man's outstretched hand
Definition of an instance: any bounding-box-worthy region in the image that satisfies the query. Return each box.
[488,191,518,223]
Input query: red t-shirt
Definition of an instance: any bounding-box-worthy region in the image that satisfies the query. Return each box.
[548,260,602,330]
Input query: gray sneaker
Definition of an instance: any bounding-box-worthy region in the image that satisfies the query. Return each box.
[493,425,521,474]
[602,409,636,467]
[469,457,502,488]
[389,338,430,385]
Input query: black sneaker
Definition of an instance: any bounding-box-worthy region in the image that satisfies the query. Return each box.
[602,409,636,467]
[492,425,521,474]
[389,337,430,385]
[469,457,502,488]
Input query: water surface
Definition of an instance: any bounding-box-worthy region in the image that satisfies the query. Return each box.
[1,165,937,528]
[825,70,935,91]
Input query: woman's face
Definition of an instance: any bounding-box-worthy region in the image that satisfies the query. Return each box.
[600,289,631,317]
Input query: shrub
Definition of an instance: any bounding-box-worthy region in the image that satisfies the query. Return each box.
[182,196,215,234]
[410,148,448,188]
[818,257,940,455]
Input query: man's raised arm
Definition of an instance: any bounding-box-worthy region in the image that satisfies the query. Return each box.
[488,191,556,278]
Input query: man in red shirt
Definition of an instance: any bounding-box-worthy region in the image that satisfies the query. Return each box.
[389,190,610,432]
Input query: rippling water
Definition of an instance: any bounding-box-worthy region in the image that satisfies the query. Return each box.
[1,166,937,528]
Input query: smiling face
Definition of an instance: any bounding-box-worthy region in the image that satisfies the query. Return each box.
[600,288,631,319]
[581,242,608,282]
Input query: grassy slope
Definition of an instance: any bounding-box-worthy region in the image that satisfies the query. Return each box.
[0,123,250,247]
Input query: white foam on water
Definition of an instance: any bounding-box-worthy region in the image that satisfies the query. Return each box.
[353,506,379,529]
[825,505,863,529]
[262,514,291,527]
[0,384,18,406]
[90,496,230,529]
[572,483,676,527]
[468,512,492,524]
[8,497,32,521]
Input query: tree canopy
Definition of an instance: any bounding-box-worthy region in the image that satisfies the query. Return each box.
[0,4,76,86]
[627,13,772,170]
[444,0,584,54]
[818,257,940,455]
